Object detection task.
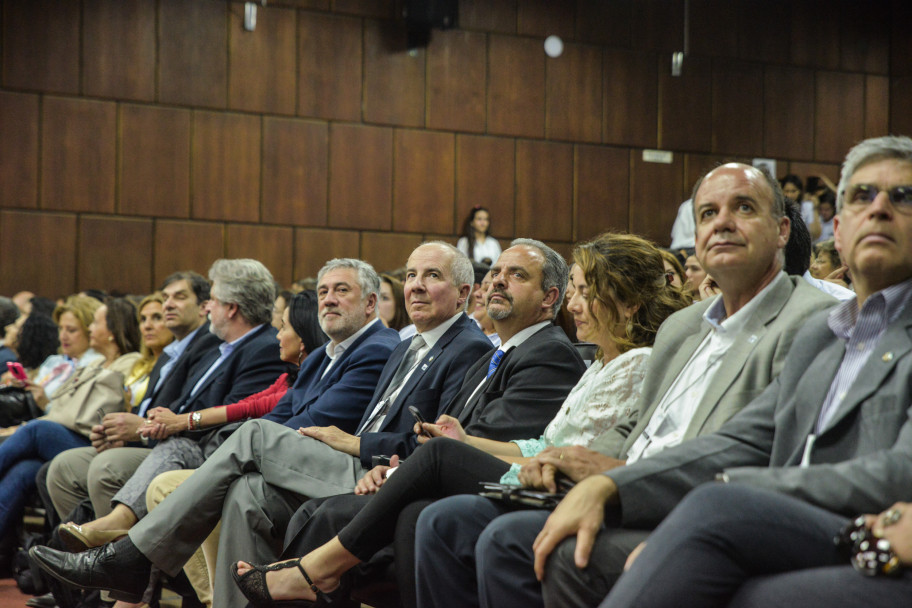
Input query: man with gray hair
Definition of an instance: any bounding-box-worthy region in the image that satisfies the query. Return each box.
[31,257,402,605]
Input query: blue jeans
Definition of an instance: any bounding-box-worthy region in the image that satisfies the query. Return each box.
[0,419,89,536]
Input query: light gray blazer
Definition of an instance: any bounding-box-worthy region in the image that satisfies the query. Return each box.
[609,298,912,528]
[620,274,836,456]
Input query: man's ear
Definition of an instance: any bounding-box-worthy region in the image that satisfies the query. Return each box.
[198,301,210,319]
[833,215,843,253]
[457,284,472,311]
[777,215,791,250]
[364,292,378,317]
[541,286,560,315]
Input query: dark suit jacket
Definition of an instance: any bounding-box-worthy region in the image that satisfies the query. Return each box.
[443,323,586,441]
[355,314,493,468]
[609,300,912,527]
[152,323,223,412]
[262,321,400,432]
[172,324,288,415]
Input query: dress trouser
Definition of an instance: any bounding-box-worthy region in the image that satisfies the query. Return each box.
[46,445,149,518]
[127,419,365,608]
[602,484,872,608]
[145,469,218,608]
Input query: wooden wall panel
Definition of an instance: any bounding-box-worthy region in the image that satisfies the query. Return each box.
[226,225,295,286]
[786,162,840,186]
[891,0,912,77]
[262,117,328,227]
[712,60,763,156]
[329,124,393,230]
[427,29,486,133]
[41,97,116,213]
[297,13,362,121]
[120,104,191,218]
[393,130,455,234]
[459,0,517,34]
[79,217,153,293]
[0,212,77,297]
[515,140,573,242]
[456,135,516,238]
[660,55,712,152]
[815,72,865,164]
[159,0,228,108]
[332,0,393,18]
[546,43,602,143]
[293,228,360,280]
[576,145,629,240]
[575,0,633,47]
[631,0,683,54]
[363,21,426,127]
[488,36,545,138]
[603,49,657,148]
[764,66,815,160]
[790,0,839,69]
[82,0,156,101]
[840,1,889,74]
[689,0,738,59]
[0,92,38,208]
[864,76,890,138]
[192,111,261,222]
[517,0,574,38]
[2,0,79,93]
[153,221,225,285]
[890,78,912,138]
[630,151,684,247]
[735,0,789,64]
[229,6,296,115]
[360,232,424,274]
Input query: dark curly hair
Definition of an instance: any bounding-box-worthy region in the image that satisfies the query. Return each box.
[573,233,691,357]
[17,315,60,369]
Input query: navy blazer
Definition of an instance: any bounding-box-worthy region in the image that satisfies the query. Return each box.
[262,321,400,432]
[444,324,586,441]
[172,324,289,415]
[355,314,493,468]
[154,322,223,412]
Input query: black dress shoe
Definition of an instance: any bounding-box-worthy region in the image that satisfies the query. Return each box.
[29,537,152,603]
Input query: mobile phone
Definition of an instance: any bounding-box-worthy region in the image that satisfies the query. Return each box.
[6,362,27,382]
[408,405,431,438]
[371,455,393,468]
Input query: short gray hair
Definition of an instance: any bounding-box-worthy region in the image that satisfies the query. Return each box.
[509,238,569,319]
[317,258,381,309]
[690,162,786,221]
[419,241,474,312]
[208,259,275,326]
[837,136,912,211]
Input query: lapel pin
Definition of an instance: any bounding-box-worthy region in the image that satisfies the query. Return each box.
[747,335,758,344]
[421,364,428,371]
[883,352,894,362]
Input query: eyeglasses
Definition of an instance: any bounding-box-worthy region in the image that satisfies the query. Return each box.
[843,184,912,213]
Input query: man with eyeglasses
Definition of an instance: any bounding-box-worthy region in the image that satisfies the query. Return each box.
[455,135,912,608]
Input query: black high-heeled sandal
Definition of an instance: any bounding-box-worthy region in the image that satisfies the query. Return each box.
[231,559,341,607]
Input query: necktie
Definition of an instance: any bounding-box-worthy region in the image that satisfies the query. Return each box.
[487,349,505,378]
[380,334,426,401]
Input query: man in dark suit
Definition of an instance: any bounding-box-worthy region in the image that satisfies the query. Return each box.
[45,270,223,519]
[482,137,912,608]
[30,257,402,604]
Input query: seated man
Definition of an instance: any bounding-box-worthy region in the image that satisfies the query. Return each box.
[462,135,912,608]
[412,160,837,608]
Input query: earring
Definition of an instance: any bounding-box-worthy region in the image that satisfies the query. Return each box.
[626,318,633,338]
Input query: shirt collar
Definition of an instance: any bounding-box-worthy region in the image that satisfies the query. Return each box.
[219,323,264,357]
[416,312,464,350]
[828,276,912,340]
[500,320,551,352]
[703,272,788,334]
[325,317,380,361]
[163,325,202,360]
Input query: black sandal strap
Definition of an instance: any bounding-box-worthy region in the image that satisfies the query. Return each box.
[295,561,321,597]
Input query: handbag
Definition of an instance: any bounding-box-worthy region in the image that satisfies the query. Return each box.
[0,385,39,427]
[40,365,129,437]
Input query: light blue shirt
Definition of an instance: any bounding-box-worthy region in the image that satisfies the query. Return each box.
[137,325,203,417]
[189,325,264,397]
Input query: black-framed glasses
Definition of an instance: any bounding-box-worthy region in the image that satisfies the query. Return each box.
[843,184,912,213]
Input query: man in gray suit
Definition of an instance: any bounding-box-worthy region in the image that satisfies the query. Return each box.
[413,161,836,608]
[500,135,912,607]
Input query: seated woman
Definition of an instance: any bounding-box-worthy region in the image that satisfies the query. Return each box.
[602,484,912,608]
[124,293,174,409]
[456,206,501,265]
[27,296,105,400]
[0,298,140,539]
[3,312,60,382]
[57,291,325,550]
[232,232,690,606]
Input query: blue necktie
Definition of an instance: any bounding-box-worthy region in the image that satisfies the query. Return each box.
[487,349,505,378]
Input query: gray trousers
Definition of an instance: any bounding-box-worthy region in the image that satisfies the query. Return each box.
[112,436,205,517]
[47,446,149,518]
[128,419,366,608]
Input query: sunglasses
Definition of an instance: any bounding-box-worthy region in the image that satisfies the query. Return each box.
[844,184,912,212]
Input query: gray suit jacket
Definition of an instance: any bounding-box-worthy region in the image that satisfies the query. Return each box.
[620,274,836,456]
[609,297,912,528]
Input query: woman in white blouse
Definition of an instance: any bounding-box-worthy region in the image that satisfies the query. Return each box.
[232,232,691,606]
[456,206,501,265]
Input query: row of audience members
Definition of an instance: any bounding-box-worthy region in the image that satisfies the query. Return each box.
[5,135,912,608]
